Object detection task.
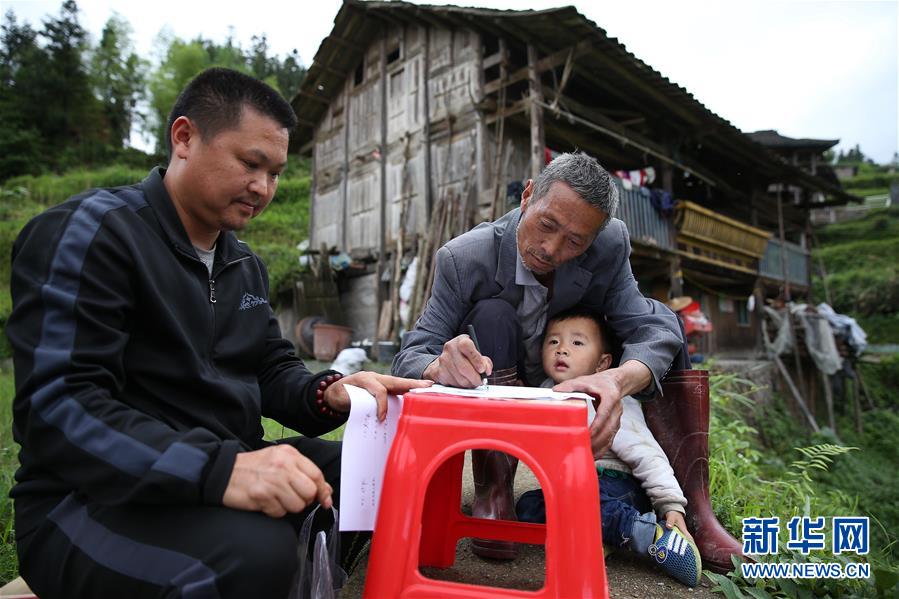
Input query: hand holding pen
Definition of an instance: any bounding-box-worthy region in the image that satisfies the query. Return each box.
[466,325,489,388]
[420,326,493,388]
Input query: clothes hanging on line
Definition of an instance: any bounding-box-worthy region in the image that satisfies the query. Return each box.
[614,167,656,190]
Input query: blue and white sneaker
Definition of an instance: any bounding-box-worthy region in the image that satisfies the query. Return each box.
[648,524,702,587]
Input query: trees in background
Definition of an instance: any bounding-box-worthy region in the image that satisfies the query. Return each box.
[0,12,43,179]
[0,1,146,179]
[149,33,305,156]
[0,1,307,181]
[91,15,147,149]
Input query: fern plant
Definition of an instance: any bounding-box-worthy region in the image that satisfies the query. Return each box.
[789,444,858,494]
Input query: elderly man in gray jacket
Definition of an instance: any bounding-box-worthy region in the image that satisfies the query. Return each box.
[392,152,683,559]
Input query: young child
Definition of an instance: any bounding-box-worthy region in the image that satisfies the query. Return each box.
[516,307,702,587]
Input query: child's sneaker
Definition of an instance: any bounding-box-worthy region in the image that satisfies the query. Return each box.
[648,524,702,587]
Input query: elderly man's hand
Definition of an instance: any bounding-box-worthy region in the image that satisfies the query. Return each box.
[324,371,431,420]
[553,370,625,459]
[421,334,493,388]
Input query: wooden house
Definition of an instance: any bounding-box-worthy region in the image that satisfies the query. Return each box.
[288,1,859,356]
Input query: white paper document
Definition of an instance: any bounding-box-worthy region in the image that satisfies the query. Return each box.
[338,385,404,531]
[410,383,593,402]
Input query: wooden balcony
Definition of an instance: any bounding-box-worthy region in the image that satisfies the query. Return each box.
[674,200,771,274]
[614,181,676,252]
[759,239,810,287]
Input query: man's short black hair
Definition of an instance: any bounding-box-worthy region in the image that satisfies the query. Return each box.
[165,67,298,159]
[548,306,613,353]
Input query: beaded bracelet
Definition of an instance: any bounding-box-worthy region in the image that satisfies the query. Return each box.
[314,373,347,419]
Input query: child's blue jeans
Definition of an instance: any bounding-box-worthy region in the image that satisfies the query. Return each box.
[516,469,659,554]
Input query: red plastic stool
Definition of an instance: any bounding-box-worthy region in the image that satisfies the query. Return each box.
[363,391,609,598]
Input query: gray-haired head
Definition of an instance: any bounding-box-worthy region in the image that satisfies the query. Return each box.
[531,152,619,219]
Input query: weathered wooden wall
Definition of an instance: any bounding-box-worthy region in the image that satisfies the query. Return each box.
[310,23,536,258]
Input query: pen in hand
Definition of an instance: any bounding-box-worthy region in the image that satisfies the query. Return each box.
[466,324,489,389]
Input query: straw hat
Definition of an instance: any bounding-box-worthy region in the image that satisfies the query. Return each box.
[666,296,694,312]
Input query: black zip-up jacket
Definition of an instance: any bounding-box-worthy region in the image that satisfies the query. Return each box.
[7,167,343,533]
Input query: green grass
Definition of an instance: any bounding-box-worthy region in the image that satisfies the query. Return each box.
[2,166,152,205]
[845,186,891,198]
[841,171,899,191]
[813,206,899,328]
[815,237,899,273]
[705,369,899,597]
[262,419,345,443]
[0,368,20,585]
[815,206,899,246]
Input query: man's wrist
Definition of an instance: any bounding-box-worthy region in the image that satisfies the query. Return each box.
[610,360,653,397]
[422,357,440,381]
[318,373,348,418]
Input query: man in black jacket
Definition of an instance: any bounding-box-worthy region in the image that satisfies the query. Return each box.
[6,67,425,598]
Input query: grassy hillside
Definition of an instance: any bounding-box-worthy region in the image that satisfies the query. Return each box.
[0,164,311,358]
[837,161,899,198]
[813,206,899,343]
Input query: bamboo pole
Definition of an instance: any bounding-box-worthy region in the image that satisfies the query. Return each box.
[772,353,820,433]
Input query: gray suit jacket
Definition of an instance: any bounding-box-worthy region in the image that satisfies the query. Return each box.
[392,208,682,395]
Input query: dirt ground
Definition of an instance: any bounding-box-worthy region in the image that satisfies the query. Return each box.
[339,452,716,598]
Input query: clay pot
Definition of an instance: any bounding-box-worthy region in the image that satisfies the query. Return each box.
[312,323,353,361]
[294,316,326,358]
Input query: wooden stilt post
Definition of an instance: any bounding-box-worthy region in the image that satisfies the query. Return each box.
[821,370,836,433]
[490,38,508,221]
[376,34,388,344]
[856,362,876,410]
[527,43,545,181]
[778,187,809,403]
[810,230,833,305]
[341,79,351,250]
[422,25,433,221]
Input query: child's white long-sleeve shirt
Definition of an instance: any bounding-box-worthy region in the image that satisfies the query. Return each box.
[543,378,687,516]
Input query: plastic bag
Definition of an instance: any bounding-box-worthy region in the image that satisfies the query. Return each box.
[290,505,347,599]
[330,347,368,375]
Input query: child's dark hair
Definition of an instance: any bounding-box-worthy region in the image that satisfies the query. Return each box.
[165,67,298,159]
[548,306,613,352]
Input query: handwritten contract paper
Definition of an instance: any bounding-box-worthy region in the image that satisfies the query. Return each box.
[338,385,403,531]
